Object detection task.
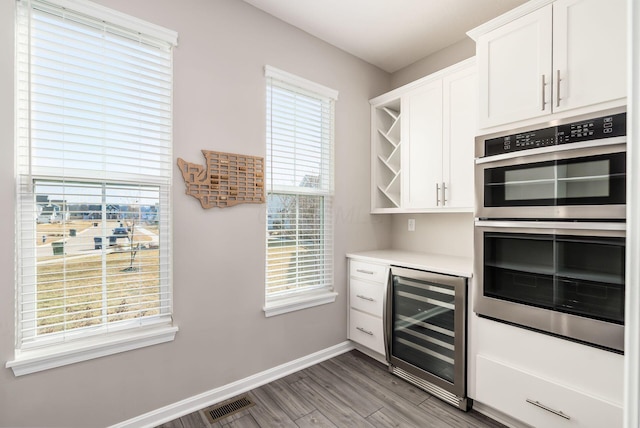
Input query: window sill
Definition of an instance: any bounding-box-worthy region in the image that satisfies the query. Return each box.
[263,290,338,317]
[6,324,178,376]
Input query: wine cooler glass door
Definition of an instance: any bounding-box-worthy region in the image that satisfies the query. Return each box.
[389,267,467,397]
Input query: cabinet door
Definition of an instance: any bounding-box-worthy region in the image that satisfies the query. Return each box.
[552,0,626,113]
[402,80,443,209]
[477,5,553,129]
[442,66,476,209]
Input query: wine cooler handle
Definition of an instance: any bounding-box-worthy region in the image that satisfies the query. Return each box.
[383,269,392,362]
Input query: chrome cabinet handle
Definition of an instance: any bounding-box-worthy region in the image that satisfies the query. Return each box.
[442,182,447,206]
[556,69,561,107]
[356,294,374,302]
[436,183,441,206]
[356,269,374,275]
[541,74,547,111]
[356,326,374,336]
[526,399,570,420]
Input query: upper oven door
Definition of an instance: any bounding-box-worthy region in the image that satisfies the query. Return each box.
[475,143,626,220]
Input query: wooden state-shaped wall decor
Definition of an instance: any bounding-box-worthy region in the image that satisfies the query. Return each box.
[177,150,265,208]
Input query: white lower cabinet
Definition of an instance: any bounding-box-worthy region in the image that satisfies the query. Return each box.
[347,258,388,360]
[349,278,384,317]
[348,309,385,356]
[476,355,622,428]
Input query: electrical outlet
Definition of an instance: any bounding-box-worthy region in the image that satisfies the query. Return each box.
[408,218,415,232]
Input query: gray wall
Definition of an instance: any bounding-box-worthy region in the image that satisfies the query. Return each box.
[389,213,474,258]
[391,38,476,89]
[0,1,391,426]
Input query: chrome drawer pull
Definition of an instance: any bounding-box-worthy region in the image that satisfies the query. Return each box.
[526,399,571,420]
[356,327,374,336]
[356,269,375,275]
[356,294,375,302]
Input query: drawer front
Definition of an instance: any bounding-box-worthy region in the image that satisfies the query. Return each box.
[350,259,388,284]
[476,355,622,428]
[350,278,385,317]
[349,309,385,356]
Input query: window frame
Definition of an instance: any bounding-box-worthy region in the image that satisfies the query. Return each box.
[7,0,178,376]
[263,66,338,317]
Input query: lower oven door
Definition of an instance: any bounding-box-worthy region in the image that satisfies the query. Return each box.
[474,220,625,352]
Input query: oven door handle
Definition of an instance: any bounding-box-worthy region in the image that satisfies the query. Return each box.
[474,219,626,232]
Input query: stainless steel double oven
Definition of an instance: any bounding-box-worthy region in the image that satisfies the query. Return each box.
[474,107,627,353]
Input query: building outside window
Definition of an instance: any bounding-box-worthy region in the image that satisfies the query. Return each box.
[9,0,178,376]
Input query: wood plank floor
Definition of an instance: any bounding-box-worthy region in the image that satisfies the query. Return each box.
[156,350,506,428]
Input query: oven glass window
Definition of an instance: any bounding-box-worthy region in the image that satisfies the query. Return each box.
[484,152,625,207]
[556,236,625,323]
[504,164,555,201]
[484,233,554,307]
[483,232,625,324]
[556,160,610,199]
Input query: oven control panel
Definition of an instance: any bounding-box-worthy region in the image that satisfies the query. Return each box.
[484,112,626,157]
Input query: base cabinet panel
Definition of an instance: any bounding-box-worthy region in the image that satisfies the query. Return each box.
[476,355,622,428]
[348,258,388,357]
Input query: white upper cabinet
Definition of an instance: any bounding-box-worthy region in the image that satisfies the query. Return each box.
[403,79,443,209]
[472,0,626,130]
[442,66,477,209]
[370,58,476,213]
[477,5,552,128]
[552,0,627,113]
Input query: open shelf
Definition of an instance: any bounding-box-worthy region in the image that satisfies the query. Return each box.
[372,99,402,210]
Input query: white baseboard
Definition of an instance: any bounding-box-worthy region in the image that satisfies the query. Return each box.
[351,343,388,366]
[109,341,355,428]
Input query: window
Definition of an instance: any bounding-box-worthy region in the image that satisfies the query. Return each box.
[9,0,178,376]
[264,66,338,317]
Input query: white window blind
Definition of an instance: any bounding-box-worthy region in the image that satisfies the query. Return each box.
[15,0,175,349]
[265,67,337,302]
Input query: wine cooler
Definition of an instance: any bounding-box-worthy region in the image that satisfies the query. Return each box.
[386,266,470,410]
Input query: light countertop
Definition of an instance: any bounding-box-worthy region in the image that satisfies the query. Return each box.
[346,249,473,278]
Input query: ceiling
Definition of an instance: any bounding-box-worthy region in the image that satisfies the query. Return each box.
[241,0,529,73]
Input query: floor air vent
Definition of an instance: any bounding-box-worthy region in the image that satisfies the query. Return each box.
[202,395,255,424]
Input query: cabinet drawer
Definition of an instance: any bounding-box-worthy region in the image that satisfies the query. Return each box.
[349,309,385,356]
[350,278,384,317]
[476,355,622,428]
[350,260,388,284]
